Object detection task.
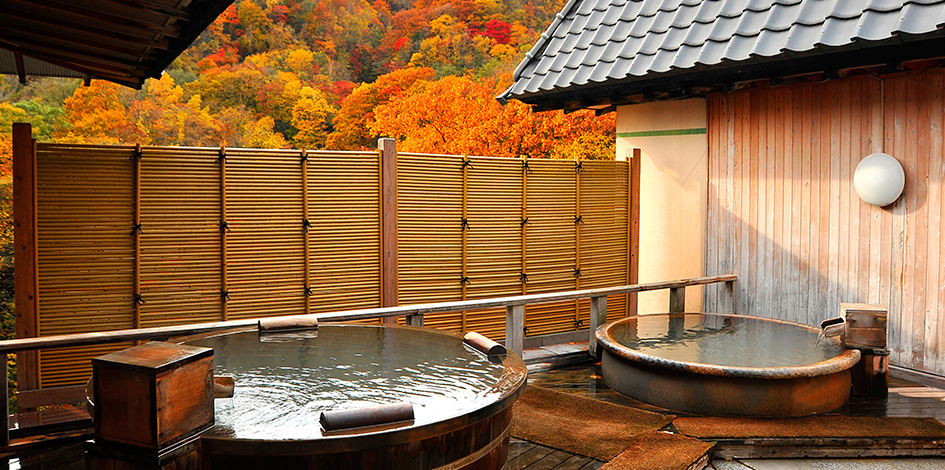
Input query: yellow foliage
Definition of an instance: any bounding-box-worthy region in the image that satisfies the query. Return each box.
[243,116,288,149]
[489,44,517,59]
[286,48,315,73]
[292,95,335,149]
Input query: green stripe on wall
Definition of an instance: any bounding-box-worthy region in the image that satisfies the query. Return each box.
[617,128,707,138]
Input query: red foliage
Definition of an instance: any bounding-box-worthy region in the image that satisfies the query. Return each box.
[392,36,409,51]
[328,81,357,105]
[468,20,512,44]
[198,45,240,70]
[269,5,290,23]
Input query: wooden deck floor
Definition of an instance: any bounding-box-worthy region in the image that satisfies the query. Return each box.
[505,439,603,470]
[503,362,945,469]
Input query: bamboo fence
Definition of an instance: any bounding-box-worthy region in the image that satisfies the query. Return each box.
[32,143,630,387]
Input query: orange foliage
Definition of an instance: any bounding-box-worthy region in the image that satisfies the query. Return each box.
[370,75,615,159]
[326,67,436,149]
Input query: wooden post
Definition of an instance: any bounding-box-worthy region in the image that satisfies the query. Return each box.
[0,356,7,446]
[379,138,398,325]
[505,305,524,355]
[669,287,686,313]
[461,155,469,331]
[302,150,311,314]
[406,314,423,327]
[13,123,39,391]
[219,148,228,321]
[133,144,142,329]
[628,148,641,316]
[588,296,607,358]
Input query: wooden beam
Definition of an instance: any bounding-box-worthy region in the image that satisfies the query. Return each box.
[379,138,398,324]
[13,51,25,84]
[12,123,38,390]
[16,385,86,409]
[628,148,641,316]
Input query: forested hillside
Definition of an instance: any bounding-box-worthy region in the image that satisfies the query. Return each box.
[0,0,615,164]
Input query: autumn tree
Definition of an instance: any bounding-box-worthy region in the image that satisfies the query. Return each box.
[370,75,614,159]
[58,81,143,144]
[326,66,434,149]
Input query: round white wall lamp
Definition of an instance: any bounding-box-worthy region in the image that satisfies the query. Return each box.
[853,152,905,207]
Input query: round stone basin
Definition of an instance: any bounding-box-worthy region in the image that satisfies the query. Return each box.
[595,313,861,417]
[186,324,526,469]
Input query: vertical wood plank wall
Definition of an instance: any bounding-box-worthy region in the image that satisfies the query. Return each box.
[32,146,631,386]
[705,70,945,376]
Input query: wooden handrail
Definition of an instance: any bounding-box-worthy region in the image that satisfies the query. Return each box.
[0,273,736,447]
[0,274,736,354]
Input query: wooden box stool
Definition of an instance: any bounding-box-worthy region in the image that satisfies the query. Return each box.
[92,342,214,452]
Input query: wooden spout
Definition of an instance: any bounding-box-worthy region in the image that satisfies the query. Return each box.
[463,331,507,356]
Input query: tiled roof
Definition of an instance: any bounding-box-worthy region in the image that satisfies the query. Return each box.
[500,0,945,104]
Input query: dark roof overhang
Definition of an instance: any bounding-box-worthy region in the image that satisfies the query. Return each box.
[0,0,234,89]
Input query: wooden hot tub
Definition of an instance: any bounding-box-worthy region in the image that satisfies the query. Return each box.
[185,324,526,469]
[596,313,861,417]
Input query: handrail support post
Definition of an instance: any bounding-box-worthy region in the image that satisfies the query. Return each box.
[589,295,607,358]
[406,314,423,327]
[505,305,524,355]
[1,355,8,446]
[669,287,686,313]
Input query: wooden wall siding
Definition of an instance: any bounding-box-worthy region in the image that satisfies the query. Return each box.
[34,146,632,386]
[397,154,630,341]
[705,70,945,376]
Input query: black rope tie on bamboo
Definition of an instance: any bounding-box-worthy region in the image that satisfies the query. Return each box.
[461,156,473,170]
[574,161,584,172]
[131,146,142,161]
[130,223,142,237]
[305,286,313,296]
[574,215,583,224]
[461,217,470,231]
[520,272,528,284]
[133,293,146,306]
[218,147,227,162]
[523,326,530,335]
[521,159,532,174]
[220,220,230,233]
[574,319,585,328]
[300,149,308,164]
[573,267,582,278]
[460,275,470,286]
[302,218,312,233]
[520,216,529,227]
[221,290,231,302]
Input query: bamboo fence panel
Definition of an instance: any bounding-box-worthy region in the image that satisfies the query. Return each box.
[36,144,136,387]
[523,159,579,336]
[224,149,306,319]
[396,153,464,331]
[580,161,630,322]
[307,151,382,314]
[464,157,522,340]
[139,147,223,327]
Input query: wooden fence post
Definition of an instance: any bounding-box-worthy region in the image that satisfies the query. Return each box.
[588,295,607,358]
[505,305,524,355]
[13,123,39,393]
[669,287,686,313]
[379,138,399,325]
